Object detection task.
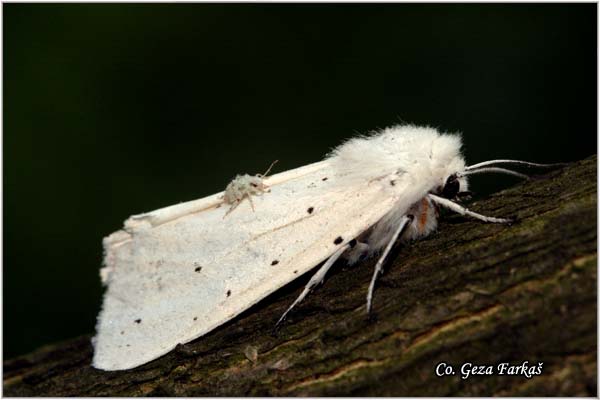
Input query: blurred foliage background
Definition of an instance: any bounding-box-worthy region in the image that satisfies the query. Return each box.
[4,4,596,359]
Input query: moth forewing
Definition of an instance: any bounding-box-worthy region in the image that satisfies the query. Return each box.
[93,158,413,371]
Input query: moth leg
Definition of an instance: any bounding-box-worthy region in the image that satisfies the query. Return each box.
[223,200,241,218]
[366,215,414,314]
[246,193,256,212]
[223,194,255,219]
[428,194,513,223]
[275,243,351,329]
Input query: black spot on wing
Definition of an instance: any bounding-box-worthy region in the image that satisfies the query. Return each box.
[349,239,357,248]
[227,290,231,297]
[322,177,328,181]
[134,319,142,324]
[334,236,343,245]
[307,207,314,214]
[271,260,279,266]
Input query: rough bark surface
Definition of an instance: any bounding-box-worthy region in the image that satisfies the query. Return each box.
[4,156,597,397]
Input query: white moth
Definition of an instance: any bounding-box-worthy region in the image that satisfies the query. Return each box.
[93,124,561,371]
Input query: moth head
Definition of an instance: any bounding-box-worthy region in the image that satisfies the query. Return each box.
[240,175,269,195]
[438,173,471,201]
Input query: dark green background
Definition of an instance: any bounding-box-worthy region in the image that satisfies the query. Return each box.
[4,4,596,359]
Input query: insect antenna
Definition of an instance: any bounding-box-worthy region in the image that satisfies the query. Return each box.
[461,158,568,180]
[259,160,279,178]
[459,167,528,179]
[465,159,567,171]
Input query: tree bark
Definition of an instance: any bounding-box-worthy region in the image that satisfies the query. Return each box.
[4,156,597,397]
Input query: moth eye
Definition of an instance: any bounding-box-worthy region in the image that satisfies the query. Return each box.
[441,175,460,199]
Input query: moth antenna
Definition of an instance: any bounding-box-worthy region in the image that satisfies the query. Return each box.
[465,159,567,171]
[459,167,528,179]
[260,160,279,178]
[275,243,350,330]
[366,214,413,315]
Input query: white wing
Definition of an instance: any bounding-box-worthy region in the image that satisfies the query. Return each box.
[93,158,428,370]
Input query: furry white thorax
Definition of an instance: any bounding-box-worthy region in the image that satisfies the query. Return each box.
[329,125,467,191]
[330,125,469,263]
